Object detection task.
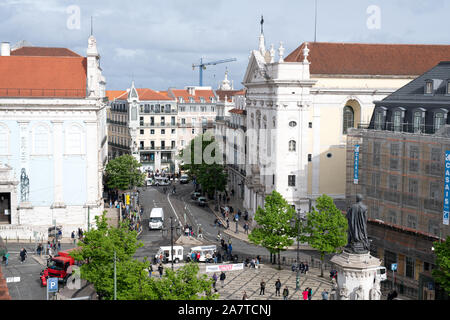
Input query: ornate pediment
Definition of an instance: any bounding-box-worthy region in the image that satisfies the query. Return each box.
[243,50,270,85]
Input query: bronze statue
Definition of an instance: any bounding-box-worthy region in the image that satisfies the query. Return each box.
[20,168,29,202]
[345,194,370,254]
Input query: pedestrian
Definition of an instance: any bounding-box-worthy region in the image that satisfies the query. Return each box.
[321,289,329,300]
[242,291,248,300]
[196,252,201,262]
[191,251,196,262]
[220,271,226,288]
[57,240,61,252]
[305,262,309,274]
[226,218,229,229]
[228,244,232,256]
[300,261,305,273]
[19,247,27,264]
[46,241,51,255]
[283,286,289,301]
[217,231,221,242]
[36,243,42,256]
[244,222,249,234]
[302,288,309,300]
[71,231,76,245]
[275,279,282,296]
[212,273,218,292]
[291,260,297,272]
[3,252,9,266]
[260,279,266,295]
[148,265,153,278]
[308,287,312,300]
[158,264,164,278]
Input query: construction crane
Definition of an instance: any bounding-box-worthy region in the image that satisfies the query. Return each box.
[192,57,237,87]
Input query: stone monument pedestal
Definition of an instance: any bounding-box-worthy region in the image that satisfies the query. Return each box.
[331,251,381,300]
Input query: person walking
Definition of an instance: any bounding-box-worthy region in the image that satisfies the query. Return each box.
[158,263,164,278]
[4,252,9,266]
[219,271,226,288]
[275,279,282,296]
[19,248,27,264]
[242,291,248,300]
[302,288,309,300]
[259,279,266,295]
[308,287,312,300]
[321,289,329,300]
[71,231,76,245]
[148,265,153,278]
[282,286,289,300]
[57,240,61,252]
[212,273,218,292]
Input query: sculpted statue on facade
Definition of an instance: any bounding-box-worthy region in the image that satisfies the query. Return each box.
[354,285,364,300]
[345,194,370,254]
[370,278,382,300]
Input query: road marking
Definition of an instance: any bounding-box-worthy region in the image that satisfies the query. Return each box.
[167,192,182,227]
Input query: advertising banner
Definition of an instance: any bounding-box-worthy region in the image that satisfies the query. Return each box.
[205,263,244,273]
[354,144,360,184]
[443,151,450,225]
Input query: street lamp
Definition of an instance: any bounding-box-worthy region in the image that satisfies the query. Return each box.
[163,217,181,271]
[290,209,303,291]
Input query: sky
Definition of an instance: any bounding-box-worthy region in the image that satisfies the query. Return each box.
[1,0,450,91]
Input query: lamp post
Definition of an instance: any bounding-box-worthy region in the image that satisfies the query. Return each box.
[170,217,174,271]
[291,209,303,291]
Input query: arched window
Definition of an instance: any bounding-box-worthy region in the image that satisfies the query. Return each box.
[289,140,296,152]
[343,106,354,134]
[67,124,83,154]
[393,111,402,132]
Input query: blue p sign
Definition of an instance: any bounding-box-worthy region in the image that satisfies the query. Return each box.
[47,278,58,292]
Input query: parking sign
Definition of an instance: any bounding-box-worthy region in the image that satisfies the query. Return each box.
[391,263,397,271]
[47,277,58,293]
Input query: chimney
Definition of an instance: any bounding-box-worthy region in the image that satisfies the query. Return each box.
[1,42,10,56]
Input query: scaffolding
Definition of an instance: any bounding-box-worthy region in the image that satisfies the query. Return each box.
[346,126,450,240]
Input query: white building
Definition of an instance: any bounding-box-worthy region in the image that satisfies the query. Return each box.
[242,28,450,217]
[0,36,107,239]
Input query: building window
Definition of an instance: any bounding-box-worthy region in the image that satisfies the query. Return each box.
[179,97,184,103]
[413,111,423,133]
[384,250,397,270]
[405,257,415,278]
[408,178,419,194]
[181,140,185,147]
[407,215,417,229]
[425,81,433,94]
[0,125,9,155]
[428,220,440,236]
[343,106,354,134]
[373,142,381,166]
[161,129,165,135]
[409,146,420,172]
[389,175,398,191]
[434,112,445,132]
[393,111,402,132]
[390,143,400,170]
[140,129,144,135]
[67,125,82,154]
[171,129,176,134]
[388,210,397,224]
[34,125,49,155]
[288,140,296,152]
[288,175,296,187]
[190,106,196,112]
[211,106,215,112]
[192,128,195,134]
[171,141,176,149]
[150,129,155,134]
[200,106,206,112]
[289,121,297,127]
[179,106,185,112]
[447,81,450,95]
[181,118,186,125]
[374,111,384,130]
[430,181,440,200]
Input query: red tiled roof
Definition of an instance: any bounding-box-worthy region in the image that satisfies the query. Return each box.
[0,55,87,98]
[136,88,174,101]
[216,89,245,102]
[284,42,450,76]
[106,90,128,101]
[170,89,216,103]
[228,108,246,115]
[11,47,81,57]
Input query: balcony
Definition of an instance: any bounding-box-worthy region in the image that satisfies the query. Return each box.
[140,109,177,115]
[139,146,177,151]
[140,122,179,128]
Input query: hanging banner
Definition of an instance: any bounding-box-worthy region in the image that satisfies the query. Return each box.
[353,144,360,184]
[443,151,450,225]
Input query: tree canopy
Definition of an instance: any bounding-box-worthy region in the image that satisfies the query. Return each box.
[248,191,295,269]
[302,194,348,276]
[432,236,450,294]
[179,132,227,197]
[105,154,146,191]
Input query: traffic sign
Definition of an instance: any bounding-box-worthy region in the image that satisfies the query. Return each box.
[391,263,397,271]
[47,277,58,293]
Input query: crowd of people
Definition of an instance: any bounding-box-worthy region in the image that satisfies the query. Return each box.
[291,260,310,274]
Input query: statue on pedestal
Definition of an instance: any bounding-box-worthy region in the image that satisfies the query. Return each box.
[354,285,364,300]
[345,194,370,254]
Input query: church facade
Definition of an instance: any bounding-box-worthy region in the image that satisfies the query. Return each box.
[242,28,450,216]
[0,36,107,239]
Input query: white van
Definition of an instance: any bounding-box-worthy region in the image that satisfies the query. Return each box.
[375,266,387,282]
[155,246,184,263]
[186,245,217,263]
[155,176,170,186]
[149,208,164,230]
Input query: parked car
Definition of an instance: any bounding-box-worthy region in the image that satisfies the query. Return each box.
[197,197,207,207]
[179,175,189,184]
[191,192,201,200]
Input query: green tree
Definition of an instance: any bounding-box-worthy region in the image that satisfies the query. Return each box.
[69,211,147,300]
[248,191,295,270]
[148,263,218,300]
[432,236,450,294]
[105,154,146,192]
[179,132,227,198]
[302,194,348,277]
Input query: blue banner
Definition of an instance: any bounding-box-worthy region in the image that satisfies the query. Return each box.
[353,145,360,184]
[444,151,450,225]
